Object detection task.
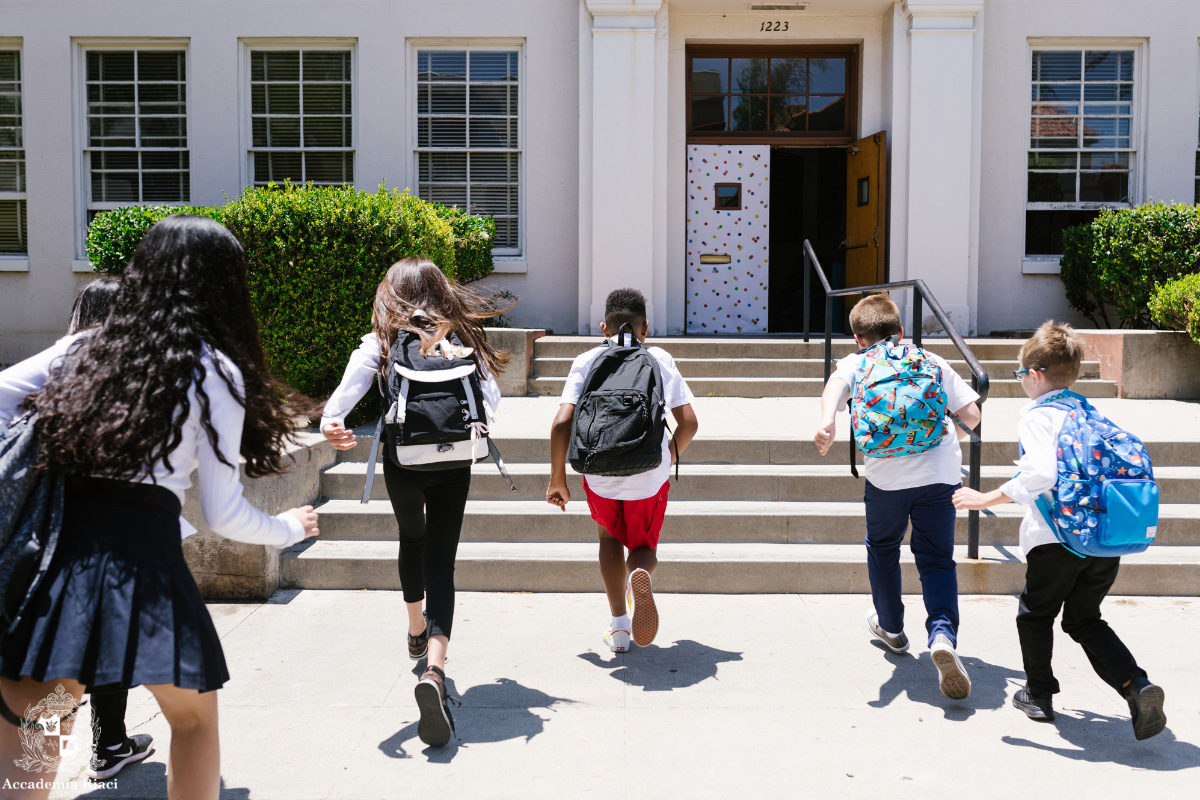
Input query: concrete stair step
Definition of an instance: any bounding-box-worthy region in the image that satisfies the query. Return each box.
[322,462,1200,504]
[280,540,1200,595]
[309,498,1200,546]
[530,357,1100,380]
[533,336,1028,361]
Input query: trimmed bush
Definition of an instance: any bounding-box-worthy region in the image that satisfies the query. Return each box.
[1059,203,1200,328]
[86,184,497,411]
[1149,273,1200,346]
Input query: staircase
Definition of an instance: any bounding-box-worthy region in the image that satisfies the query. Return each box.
[280,338,1198,596]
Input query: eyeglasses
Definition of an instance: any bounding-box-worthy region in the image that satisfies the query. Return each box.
[1012,366,1048,379]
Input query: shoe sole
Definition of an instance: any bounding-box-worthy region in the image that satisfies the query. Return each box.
[87,748,152,780]
[629,570,658,647]
[1012,697,1055,722]
[415,680,453,748]
[1132,684,1167,741]
[932,649,972,700]
[409,645,428,661]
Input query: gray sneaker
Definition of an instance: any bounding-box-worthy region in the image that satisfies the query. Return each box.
[866,609,910,654]
[930,634,972,700]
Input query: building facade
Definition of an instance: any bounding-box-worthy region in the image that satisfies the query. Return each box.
[3,0,1199,362]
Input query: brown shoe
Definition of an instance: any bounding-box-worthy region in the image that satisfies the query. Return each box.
[628,568,659,647]
[415,665,456,747]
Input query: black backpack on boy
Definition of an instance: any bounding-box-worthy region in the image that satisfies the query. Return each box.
[568,325,672,477]
[361,330,515,502]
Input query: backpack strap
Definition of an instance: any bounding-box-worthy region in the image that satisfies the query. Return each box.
[361,371,389,505]
[487,438,517,493]
[848,397,859,479]
[946,409,981,443]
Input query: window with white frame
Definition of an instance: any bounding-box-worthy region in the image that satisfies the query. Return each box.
[415,48,520,254]
[249,49,353,186]
[0,50,26,254]
[84,49,189,224]
[1026,48,1136,256]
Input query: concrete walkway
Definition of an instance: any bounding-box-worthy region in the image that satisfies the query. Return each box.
[45,591,1200,799]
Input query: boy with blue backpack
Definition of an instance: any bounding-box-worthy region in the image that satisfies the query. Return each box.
[953,321,1165,739]
[814,293,981,699]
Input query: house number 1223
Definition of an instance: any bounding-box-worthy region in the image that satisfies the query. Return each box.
[760,21,789,31]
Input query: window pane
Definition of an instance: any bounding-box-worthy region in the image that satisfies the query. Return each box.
[428,117,466,148]
[770,58,806,93]
[470,152,515,183]
[305,84,350,115]
[88,51,134,82]
[469,52,517,82]
[263,52,300,82]
[142,151,188,171]
[1035,83,1080,103]
[1028,172,1076,202]
[690,96,727,132]
[251,51,266,82]
[256,151,302,183]
[1079,170,1128,202]
[469,85,515,116]
[303,51,349,82]
[730,96,766,131]
[1084,50,1133,82]
[0,199,26,253]
[95,151,139,171]
[89,116,136,147]
[808,95,845,131]
[470,184,515,215]
[469,118,514,148]
[691,58,728,94]
[1083,83,1132,102]
[0,151,24,192]
[1029,152,1076,169]
[1032,51,1080,82]
[305,151,352,184]
[428,85,466,114]
[1031,116,1079,139]
[138,51,185,81]
[140,116,187,147]
[303,116,351,148]
[809,58,846,93]
[419,184,468,207]
[731,58,767,94]
[265,84,300,115]
[266,118,301,147]
[1079,151,1128,170]
[492,217,517,249]
[419,152,467,182]
[142,170,187,201]
[0,52,19,82]
[421,51,466,82]
[93,171,139,201]
[1025,209,1100,256]
[769,96,806,132]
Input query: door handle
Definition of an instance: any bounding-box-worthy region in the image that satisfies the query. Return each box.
[699,253,731,264]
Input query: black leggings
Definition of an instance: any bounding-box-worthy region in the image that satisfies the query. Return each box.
[382,460,471,640]
[90,685,128,749]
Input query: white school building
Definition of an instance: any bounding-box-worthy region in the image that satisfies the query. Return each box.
[3,0,1200,362]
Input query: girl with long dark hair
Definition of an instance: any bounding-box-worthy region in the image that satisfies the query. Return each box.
[321,256,507,747]
[0,215,319,800]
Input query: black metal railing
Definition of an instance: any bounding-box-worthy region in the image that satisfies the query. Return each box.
[801,239,991,559]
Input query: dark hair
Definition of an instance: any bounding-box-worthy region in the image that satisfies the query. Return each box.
[372,256,509,376]
[604,288,647,332]
[68,277,121,334]
[34,214,300,479]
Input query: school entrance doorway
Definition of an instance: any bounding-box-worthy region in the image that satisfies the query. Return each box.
[684,46,885,334]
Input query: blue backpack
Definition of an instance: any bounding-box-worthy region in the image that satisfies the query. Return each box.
[850,340,948,459]
[1029,391,1158,557]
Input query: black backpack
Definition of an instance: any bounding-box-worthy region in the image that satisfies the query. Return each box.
[361,330,515,502]
[569,325,672,477]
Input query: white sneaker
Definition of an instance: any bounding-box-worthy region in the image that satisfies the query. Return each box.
[604,623,631,653]
[628,568,659,647]
[930,634,971,700]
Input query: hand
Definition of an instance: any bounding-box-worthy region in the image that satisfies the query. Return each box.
[813,418,836,456]
[322,422,357,451]
[285,505,320,539]
[952,488,989,511]
[546,482,570,511]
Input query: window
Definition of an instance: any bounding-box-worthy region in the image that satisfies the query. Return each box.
[415,48,520,254]
[714,183,741,210]
[0,49,26,254]
[84,48,189,223]
[1026,49,1136,256]
[249,49,353,186]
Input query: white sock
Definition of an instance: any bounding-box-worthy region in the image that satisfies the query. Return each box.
[611,613,630,631]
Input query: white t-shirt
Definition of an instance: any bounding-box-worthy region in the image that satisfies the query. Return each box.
[998,390,1071,556]
[561,340,695,501]
[831,341,980,491]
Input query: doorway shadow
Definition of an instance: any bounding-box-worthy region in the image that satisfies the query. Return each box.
[867,645,1027,721]
[577,639,744,692]
[1003,709,1200,771]
[68,763,251,799]
[378,677,574,763]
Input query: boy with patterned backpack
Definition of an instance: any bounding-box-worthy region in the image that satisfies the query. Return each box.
[953,321,1165,739]
[814,293,981,699]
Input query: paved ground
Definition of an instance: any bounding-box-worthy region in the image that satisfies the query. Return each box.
[39,590,1200,799]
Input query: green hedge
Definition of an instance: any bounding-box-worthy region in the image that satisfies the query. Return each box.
[1059,203,1200,328]
[86,184,496,412]
[1149,273,1200,346]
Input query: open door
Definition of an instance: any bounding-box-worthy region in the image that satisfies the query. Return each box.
[844,131,886,288]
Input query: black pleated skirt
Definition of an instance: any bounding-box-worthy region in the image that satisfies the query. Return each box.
[0,476,229,692]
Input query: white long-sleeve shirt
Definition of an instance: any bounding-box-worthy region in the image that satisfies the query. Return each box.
[0,333,305,548]
[998,389,1072,556]
[320,332,501,430]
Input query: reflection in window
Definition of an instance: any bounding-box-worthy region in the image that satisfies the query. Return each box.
[689,54,849,136]
[714,183,741,210]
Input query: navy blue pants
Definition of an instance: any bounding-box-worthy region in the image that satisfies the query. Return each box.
[863,481,960,647]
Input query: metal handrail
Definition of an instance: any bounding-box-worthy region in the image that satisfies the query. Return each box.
[801,239,991,559]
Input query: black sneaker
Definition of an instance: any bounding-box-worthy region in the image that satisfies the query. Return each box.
[408,619,430,661]
[415,665,457,747]
[87,734,154,780]
[1012,685,1055,721]
[1124,677,1166,741]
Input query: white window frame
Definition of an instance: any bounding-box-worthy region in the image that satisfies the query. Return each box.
[1023,40,1148,267]
[73,38,191,258]
[238,39,358,191]
[408,39,526,262]
[0,40,27,268]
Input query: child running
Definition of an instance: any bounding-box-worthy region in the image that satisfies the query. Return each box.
[953,321,1166,739]
[321,257,506,748]
[546,289,698,652]
[814,293,981,699]
[0,215,320,800]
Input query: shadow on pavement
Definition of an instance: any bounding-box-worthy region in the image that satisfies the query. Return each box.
[868,645,1027,721]
[1003,709,1200,770]
[68,764,251,800]
[577,639,744,691]
[378,677,574,763]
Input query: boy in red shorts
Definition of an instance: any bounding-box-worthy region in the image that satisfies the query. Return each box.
[547,289,698,652]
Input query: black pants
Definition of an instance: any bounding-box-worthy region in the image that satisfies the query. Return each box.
[90,685,128,749]
[382,460,471,640]
[1016,543,1146,698]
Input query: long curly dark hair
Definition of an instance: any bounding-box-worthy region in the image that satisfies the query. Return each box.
[34,214,298,479]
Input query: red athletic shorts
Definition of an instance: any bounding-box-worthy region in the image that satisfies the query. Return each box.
[581,478,670,551]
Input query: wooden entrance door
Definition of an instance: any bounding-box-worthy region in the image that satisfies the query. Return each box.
[844,131,886,288]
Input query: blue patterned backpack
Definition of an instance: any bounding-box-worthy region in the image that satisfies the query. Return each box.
[850,340,949,461]
[1029,391,1158,557]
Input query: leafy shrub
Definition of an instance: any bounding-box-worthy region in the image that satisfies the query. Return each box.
[1059,203,1200,328]
[1149,273,1200,345]
[86,184,501,410]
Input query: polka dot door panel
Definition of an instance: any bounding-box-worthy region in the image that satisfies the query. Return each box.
[686,145,771,334]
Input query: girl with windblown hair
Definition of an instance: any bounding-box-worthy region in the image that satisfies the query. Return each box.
[0,215,320,800]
